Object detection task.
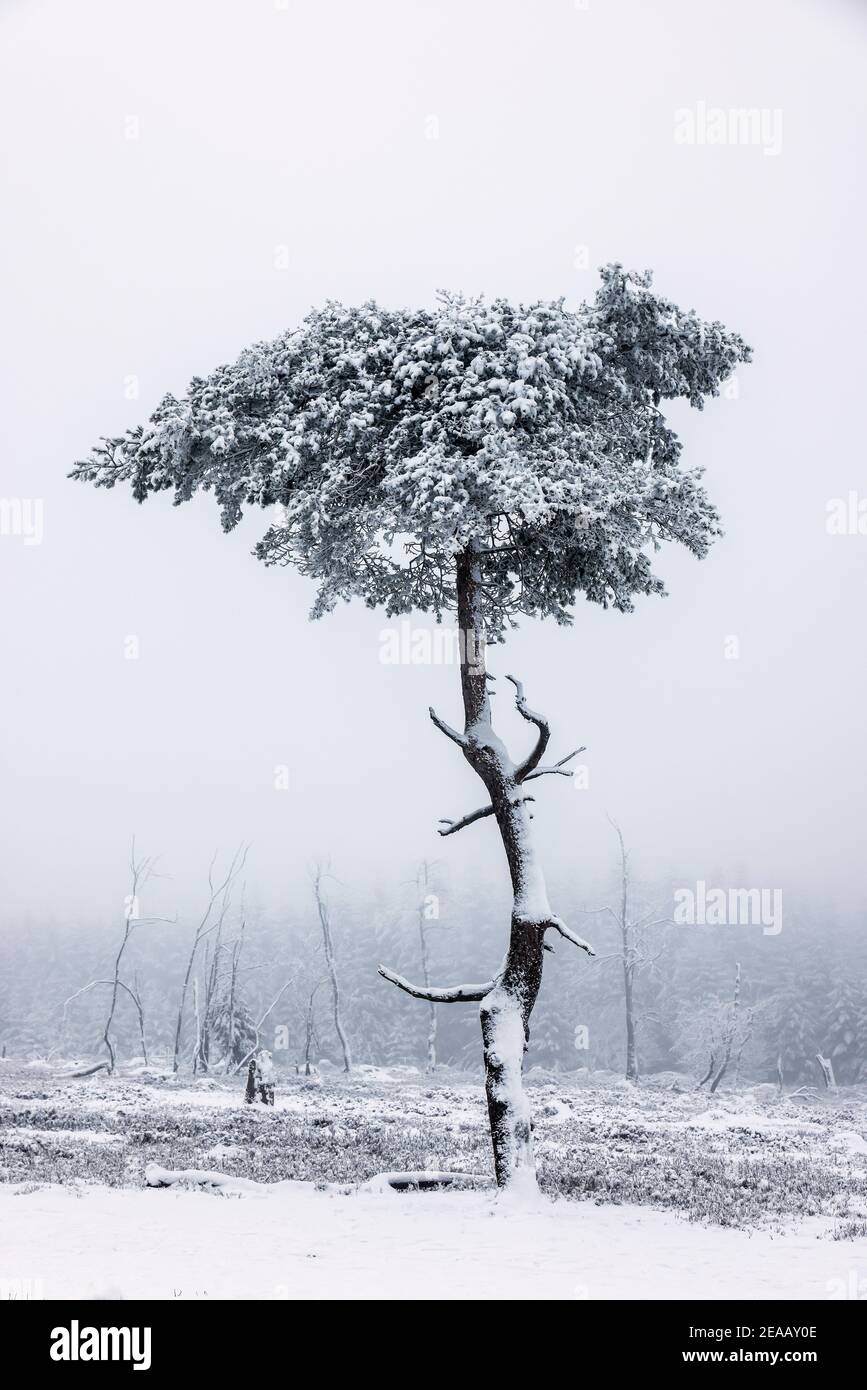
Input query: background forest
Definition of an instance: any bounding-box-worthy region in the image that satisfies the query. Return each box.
[3,854,864,1089]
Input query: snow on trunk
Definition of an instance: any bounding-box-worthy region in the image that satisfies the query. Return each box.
[379,543,593,1192]
[457,544,553,1192]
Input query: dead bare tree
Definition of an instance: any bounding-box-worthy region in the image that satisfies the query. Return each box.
[173,845,248,1074]
[60,837,171,1074]
[191,978,204,1076]
[611,819,638,1082]
[583,818,670,1083]
[815,1052,837,1089]
[709,962,742,1094]
[197,893,245,1073]
[733,1002,756,1089]
[676,970,754,1094]
[196,934,221,1074]
[301,981,325,1075]
[233,977,295,1075]
[218,918,247,1069]
[697,1053,717,1089]
[61,978,148,1072]
[103,840,159,1071]
[415,859,439,1072]
[312,863,352,1073]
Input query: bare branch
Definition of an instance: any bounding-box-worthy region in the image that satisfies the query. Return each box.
[635,913,676,932]
[174,843,249,1074]
[586,950,626,966]
[505,674,550,780]
[311,862,352,1072]
[547,916,595,957]
[438,795,535,837]
[378,965,494,1003]
[233,976,295,1074]
[578,903,621,925]
[523,747,587,781]
[606,812,628,871]
[428,706,467,747]
[60,978,145,1038]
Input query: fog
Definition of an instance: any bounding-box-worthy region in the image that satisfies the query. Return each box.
[1,0,865,924]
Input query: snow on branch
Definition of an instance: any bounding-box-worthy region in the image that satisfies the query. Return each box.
[547,916,595,956]
[72,274,751,633]
[428,706,468,747]
[438,794,535,837]
[377,965,494,1003]
[505,674,551,781]
[523,747,587,782]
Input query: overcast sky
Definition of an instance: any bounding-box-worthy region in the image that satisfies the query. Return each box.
[1,0,865,924]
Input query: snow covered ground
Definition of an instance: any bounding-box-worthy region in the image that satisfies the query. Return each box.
[2,1061,867,1300]
[3,1181,866,1301]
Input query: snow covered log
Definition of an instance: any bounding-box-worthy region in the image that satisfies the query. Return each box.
[145,1163,492,1197]
[359,1171,494,1193]
[145,1164,266,1194]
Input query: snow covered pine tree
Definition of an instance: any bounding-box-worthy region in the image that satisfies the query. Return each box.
[72,266,750,1191]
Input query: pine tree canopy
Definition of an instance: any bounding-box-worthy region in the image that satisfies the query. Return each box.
[72,266,751,635]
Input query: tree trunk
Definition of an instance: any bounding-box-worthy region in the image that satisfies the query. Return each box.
[191,978,203,1076]
[417,864,437,1072]
[734,1014,753,1090]
[480,919,545,1188]
[456,543,553,1191]
[303,984,321,1075]
[614,824,639,1083]
[425,1000,437,1072]
[314,872,351,1073]
[103,917,134,1075]
[709,962,741,1094]
[173,950,197,1075]
[131,974,148,1067]
[380,542,592,1188]
[624,963,638,1082]
[697,1054,716,1088]
[226,936,241,1068]
[815,1052,836,1089]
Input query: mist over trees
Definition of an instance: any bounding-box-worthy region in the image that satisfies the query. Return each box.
[3,857,864,1090]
